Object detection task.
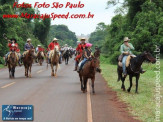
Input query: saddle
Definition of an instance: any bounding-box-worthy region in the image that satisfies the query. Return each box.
[7,52,19,61]
[118,55,135,67]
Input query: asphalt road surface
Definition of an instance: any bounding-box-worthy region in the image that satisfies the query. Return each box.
[0,59,139,122]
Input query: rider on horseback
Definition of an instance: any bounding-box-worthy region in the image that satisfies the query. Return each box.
[4,38,21,66]
[120,37,145,76]
[78,43,93,72]
[74,38,87,71]
[48,38,62,64]
[36,45,44,63]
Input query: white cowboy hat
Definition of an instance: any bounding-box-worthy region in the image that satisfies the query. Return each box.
[38,45,41,47]
[53,38,58,41]
[80,38,86,41]
[124,37,130,42]
[27,38,31,42]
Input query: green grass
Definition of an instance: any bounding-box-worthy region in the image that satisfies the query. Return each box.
[101,58,163,122]
[0,64,5,69]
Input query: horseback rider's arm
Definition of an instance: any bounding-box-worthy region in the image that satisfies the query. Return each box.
[84,51,89,59]
[120,45,129,55]
[127,43,135,50]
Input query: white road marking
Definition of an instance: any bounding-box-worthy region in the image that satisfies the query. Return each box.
[1,82,16,88]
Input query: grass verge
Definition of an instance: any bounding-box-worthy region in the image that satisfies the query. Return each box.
[101,57,163,122]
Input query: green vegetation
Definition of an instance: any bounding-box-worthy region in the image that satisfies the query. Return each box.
[100,56,163,122]
[0,0,77,65]
[48,25,78,47]
[89,0,163,62]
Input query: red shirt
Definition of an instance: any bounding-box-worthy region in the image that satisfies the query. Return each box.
[76,43,86,53]
[8,43,20,53]
[38,47,44,52]
[48,42,60,50]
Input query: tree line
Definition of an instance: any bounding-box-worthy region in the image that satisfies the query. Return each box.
[89,0,163,64]
[0,0,77,64]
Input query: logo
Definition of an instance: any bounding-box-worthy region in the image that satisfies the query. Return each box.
[2,105,33,121]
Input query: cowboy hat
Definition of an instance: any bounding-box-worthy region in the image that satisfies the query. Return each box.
[11,38,17,43]
[38,45,41,47]
[53,38,58,41]
[124,37,130,42]
[80,38,86,41]
[27,38,31,42]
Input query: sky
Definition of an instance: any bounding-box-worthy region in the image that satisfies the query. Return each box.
[19,0,118,35]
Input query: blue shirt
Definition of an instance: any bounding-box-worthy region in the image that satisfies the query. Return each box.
[24,43,34,51]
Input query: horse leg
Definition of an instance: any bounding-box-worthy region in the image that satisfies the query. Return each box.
[67,56,69,64]
[12,67,15,78]
[83,77,87,93]
[29,65,32,78]
[79,74,84,91]
[54,64,58,77]
[51,64,54,76]
[127,75,133,92]
[24,66,27,77]
[91,77,95,94]
[121,77,126,91]
[135,74,140,93]
[26,66,29,77]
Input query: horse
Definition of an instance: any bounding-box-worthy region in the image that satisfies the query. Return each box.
[36,51,44,66]
[117,52,156,93]
[22,49,35,78]
[63,50,71,65]
[78,57,101,94]
[50,46,60,77]
[78,49,101,93]
[7,52,18,78]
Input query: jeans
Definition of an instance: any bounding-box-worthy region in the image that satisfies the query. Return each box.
[122,55,128,74]
[79,58,88,70]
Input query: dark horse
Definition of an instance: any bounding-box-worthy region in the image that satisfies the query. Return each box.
[7,52,18,78]
[78,51,101,94]
[22,49,35,78]
[37,51,44,66]
[63,50,71,65]
[117,52,156,93]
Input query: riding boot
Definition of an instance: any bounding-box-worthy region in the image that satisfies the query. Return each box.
[18,59,22,66]
[48,59,51,64]
[140,68,146,74]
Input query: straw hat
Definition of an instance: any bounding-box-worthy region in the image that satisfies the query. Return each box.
[27,38,31,42]
[53,38,58,41]
[80,38,86,41]
[124,37,130,42]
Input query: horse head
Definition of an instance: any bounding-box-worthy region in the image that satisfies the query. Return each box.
[28,49,35,58]
[90,57,101,73]
[54,46,59,52]
[94,49,101,58]
[143,51,156,63]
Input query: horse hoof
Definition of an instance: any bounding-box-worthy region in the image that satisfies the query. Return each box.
[93,91,95,94]
[54,75,57,78]
[135,91,139,94]
[127,89,130,92]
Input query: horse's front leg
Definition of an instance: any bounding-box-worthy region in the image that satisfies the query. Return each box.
[12,67,15,78]
[29,65,32,78]
[51,64,54,76]
[121,77,126,91]
[127,75,133,92]
[135,74,140,93]
[91,77,95,94]
[54,64,58,77]
[83,77,87,93]
[26,66,29,78]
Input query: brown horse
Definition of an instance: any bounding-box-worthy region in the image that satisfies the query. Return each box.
[37,51,44,66]
[49,46,60,77]
[79,56,101,94]
[7,52,18,78]
[23,49,35,78]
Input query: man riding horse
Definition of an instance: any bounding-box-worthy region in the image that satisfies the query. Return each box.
[78,43,93,72]
[120,37,145,77]
[74,38,87,71]
[48,38,62,64]
[23,38,34,56]
[36,45,44,63]
[4,38,21,66]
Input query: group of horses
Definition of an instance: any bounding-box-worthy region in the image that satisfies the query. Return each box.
[6,46,156,94]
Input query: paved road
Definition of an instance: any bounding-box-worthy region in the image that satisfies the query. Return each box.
[0,59,139,122]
